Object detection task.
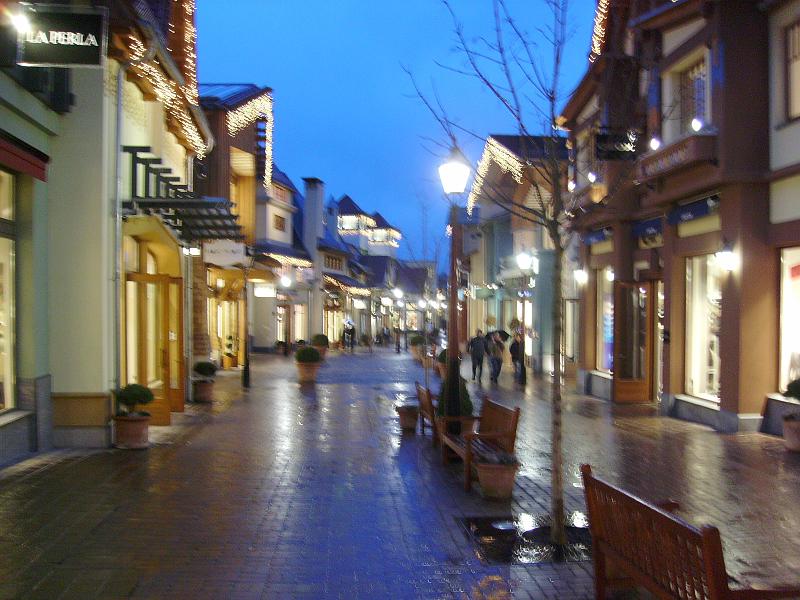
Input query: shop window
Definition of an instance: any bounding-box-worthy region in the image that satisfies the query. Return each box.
[596,268,614,372]
[293,304,306,341]
[273,214,286,232]
[780,247,800,390]
[0,171,15,411]
[0,170,13,221]
[685,254,722,401]
[787,21,800,120]
[679,59,706,133]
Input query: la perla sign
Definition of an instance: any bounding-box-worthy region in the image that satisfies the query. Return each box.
[16,5,107,68]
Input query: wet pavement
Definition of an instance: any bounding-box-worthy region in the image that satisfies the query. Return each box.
[0,349,799,599]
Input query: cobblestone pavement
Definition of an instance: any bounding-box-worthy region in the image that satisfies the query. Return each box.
[0,350,798,599]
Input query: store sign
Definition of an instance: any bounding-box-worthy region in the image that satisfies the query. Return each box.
[16,5,107,68]
[595,131,641,161]
[204,240,246,267]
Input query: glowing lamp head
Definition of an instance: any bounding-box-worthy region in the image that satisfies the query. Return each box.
[417,299,427,309]
[438,146,471,194]
[216,278,225,289]
[691,118,703,132]
[11,13,31,33]
[567,180,576,192]
[605,269,615,282]
[649,137,661,152]
[392,287,404,299]
[189,247,201,256]
[587,171,597,184]
[516,251,533,271]
[574,269,588,285]
[280,274,292,288]
[716,243,738,272]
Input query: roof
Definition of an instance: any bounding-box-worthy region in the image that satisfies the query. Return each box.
[359,255,393,288]
[318,227,351,254]
[395,264,429,296]
[337,195,369,217]
[271,164,299,195]
[490,135,569,162]
[199,84,272,110]
[371,212,399,232]
[253,239,311,263]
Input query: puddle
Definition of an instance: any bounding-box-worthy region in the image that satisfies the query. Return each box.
[459,511,592,564]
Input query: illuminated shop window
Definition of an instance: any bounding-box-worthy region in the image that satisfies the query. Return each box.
[685,254,722,401]
[780,247,800,390]
[596,267,614,373]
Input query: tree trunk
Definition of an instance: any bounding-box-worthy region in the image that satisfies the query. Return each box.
[550,243,566,545]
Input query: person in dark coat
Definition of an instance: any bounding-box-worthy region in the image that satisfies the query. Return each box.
[468,329,488,382]
[489,333,505,383]
[510,334,521,382]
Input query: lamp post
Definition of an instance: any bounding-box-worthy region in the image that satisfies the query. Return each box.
[438,146,472,429]
[393,288,404,353]
[241,252,256,389]
[280,273,292,357]
[515,250,538,386]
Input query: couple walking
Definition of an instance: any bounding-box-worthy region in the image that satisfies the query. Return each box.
[468,329,505,383]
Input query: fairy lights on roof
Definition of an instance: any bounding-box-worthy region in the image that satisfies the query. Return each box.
[180,0,199,106]
[127,34,209,158]
[467,136,524,215]
[323,274,372,297]
[589,0,611,63]
[264,253,313,268]
[226,91,274,195]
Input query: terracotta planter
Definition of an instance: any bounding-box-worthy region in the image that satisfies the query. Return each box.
[296,361,321,383]
[475,462,519,499]
[312,345,328,360]
[783,417,800,451]
[113,414,150,449]
[396,405,419,430]
[222,355,238,369]
[194,380,214,403]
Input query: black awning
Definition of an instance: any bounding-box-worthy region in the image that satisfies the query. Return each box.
[123,196,244,242]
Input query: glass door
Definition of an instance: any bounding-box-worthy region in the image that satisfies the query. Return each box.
[613,281,654,403]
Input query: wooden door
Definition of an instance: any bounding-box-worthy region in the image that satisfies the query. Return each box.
[612,281,654,403]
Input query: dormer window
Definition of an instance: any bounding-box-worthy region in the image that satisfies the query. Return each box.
[325,255,343,271]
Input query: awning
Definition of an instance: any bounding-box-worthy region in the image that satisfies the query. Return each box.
[123,196,244,242]
[667,194,719,226]
[323,272,371,297]
[582,228,612,245]
[632,217,663,238]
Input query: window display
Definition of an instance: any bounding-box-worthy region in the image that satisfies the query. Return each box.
[596,268,614,372]
[780,247,800,391]
[685,255,722,400]
[0,170,14,411]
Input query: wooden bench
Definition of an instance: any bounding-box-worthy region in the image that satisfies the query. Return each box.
[580,464,800,600]
[440,398,520,491]
[414,382,438,444]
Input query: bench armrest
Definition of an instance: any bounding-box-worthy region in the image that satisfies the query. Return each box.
[729,589,800,599]
[655,500,680,513]
[464,431,511,442]
[438,416,477,424]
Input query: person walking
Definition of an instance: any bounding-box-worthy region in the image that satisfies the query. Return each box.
[468,329,488,383]
[489,333,505,383]
[509,333,521,382]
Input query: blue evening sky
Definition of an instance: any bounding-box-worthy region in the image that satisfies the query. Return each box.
[197,1,594,267]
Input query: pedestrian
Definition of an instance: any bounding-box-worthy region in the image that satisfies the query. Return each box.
[489,333,505,383]
[468,329,488,383]
[346,321,356,353]
[510,334,521,382]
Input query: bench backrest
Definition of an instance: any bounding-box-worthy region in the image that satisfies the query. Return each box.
[478,399,521,453]
[415,381,435,418]
[580,465,730,600]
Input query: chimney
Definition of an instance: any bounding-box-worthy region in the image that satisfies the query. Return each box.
[302,177,324,261]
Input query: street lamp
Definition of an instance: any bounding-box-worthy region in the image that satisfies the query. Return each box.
[280,272,292,356]
[439,146,472,431]
[241,252,256,389]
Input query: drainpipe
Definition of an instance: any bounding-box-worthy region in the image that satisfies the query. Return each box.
[112,39,156,395]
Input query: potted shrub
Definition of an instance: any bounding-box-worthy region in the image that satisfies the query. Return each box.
[436,349,449,378]
[395,399,419,431]
[475,451,520,500]
[295,346,322,383]
[783,379,800,452]
[193,361,217,403]
[113,383,154,449]
[222,336,238,368]
[311,334,329,359]
[409,334,425,360]
[435,375,475,439]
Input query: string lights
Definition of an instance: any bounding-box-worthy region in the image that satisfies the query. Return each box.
[467,136,524,215]
[180,0,199,106]
[263,253,313,269]
[323,274,372,297]
[226,91,274,195]
[127,34,208,157]
[589,0,611,63]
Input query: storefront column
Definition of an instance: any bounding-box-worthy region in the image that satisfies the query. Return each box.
[661,218,683,413]
[719,183,776,427]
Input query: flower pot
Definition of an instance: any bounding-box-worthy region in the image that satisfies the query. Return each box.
[222,355,238,369]
[113,414,150,449]
[296,362,321,383]
[475,462,519,500]
[396,405,419,430]
[193,380,214,403]
[312,345,328,360]
[783,417,800,452]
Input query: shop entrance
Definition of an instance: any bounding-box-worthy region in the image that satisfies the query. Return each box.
[612,280,655,403]
[125,274,185,424]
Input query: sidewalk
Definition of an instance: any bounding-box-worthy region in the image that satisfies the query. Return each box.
[0,350,797,599]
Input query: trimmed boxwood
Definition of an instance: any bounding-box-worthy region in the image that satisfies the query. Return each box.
[436,376,473,416]
[295,346,322,363]
[116,383,154,415]
[784,379,800,422]
[311,334,329,347]
[193,361,218,378]
[409,334,425,347]
[437,349,448,364]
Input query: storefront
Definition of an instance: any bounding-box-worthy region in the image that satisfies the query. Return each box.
[0,169,14,413]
